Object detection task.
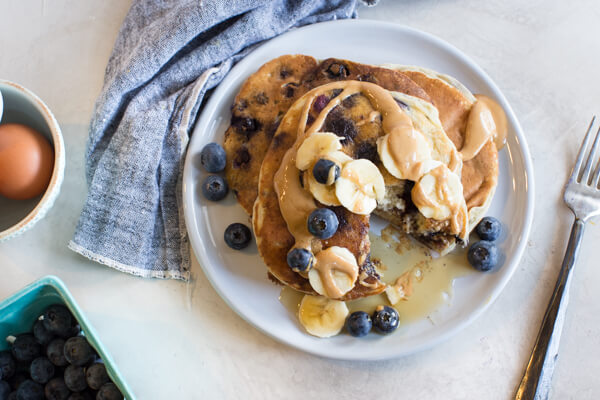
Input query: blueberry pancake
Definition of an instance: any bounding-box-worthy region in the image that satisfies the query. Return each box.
[224,56,431,214]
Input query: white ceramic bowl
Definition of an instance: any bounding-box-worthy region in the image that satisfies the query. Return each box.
[0,80,65,241]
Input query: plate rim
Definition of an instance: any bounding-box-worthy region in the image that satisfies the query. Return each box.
[183,19,535,361]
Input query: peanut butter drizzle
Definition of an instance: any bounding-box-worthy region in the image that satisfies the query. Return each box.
[314,247,359,299]
[461,95,507,161]
[273,80,465,296]
[411,165,468,238]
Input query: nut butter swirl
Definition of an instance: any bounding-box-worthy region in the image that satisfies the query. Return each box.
[461,95,507,161]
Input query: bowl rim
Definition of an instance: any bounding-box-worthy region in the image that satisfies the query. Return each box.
[0,79,66,241]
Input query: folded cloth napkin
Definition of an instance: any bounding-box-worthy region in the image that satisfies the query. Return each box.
[69,0,359,280]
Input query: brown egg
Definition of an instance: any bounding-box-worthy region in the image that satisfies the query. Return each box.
[0,123,55,200]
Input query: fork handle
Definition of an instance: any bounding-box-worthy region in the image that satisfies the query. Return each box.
[515,218,585,400]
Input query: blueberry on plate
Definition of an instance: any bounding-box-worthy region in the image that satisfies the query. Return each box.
[307,208,339,239]
[286,248,314,273]
[0,351,16,380]
[63,337,93,367]
[475,216,502,241]
[11,335,41,363]
[468,240,499,271]
[200,142,227,173]
[64,365,87,392]
[345,311,372,337]
[96,383,122,400]
[85,363,109,391]
[29,358,54,385]
[46,339,68,367]
[42,305,73,337]
[224,223,252,250]
[44,377,70,400]
[312,159,340,185]
[201,175,229,201]
[372,305,399,334]
[16,379,44,400]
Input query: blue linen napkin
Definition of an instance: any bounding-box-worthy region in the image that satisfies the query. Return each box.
[69,0,359,280]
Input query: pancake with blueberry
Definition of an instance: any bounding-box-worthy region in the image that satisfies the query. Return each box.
[223,56,431,214]
[253,78,468,300]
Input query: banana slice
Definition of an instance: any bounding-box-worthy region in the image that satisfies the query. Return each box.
[308,246,359,299]
[296,132,342,171]
[412,165,464,220]
[377,132,438,181]
[335,159,385,215]
[298,295,349,338]
[307,151,352,206]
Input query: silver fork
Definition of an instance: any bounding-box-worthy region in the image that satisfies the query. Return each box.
[515,117,600,400]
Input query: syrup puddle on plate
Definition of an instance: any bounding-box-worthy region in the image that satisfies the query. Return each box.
[279,224,474,326]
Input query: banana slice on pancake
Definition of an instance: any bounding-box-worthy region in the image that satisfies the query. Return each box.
[308,246,358,299]
[298,295,349,338]
[335,159,385,215]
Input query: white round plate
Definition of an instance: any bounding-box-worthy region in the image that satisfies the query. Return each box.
[183,20,534,360]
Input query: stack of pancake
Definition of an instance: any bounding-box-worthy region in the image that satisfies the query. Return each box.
[222,55,502,302]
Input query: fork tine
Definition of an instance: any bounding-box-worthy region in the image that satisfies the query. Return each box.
[592,158,600,188]
[580,123,600,184]
[572,116,597,182]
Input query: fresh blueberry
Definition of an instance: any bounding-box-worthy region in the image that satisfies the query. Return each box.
[46,339,68,367]
[307,208,339,239]
[224,223,252,250]
[11,335,41,363]
[96,383,122,400]
[44,378,70,400]
[32,321,54,347]
[42,305,73,337]
[201,175,228,201]
[0,380,10,399]
[85,364,109,391]
[372,305,400,334]
[29,358,54,385]
[345,311,372,337]
[200,142,226,173]
[468,240,499,271]
[0,351,16,380]
[312,159,340,185]
[67,392,93,400]
[286,248,314,273]
[15,379,43,400]
[63,337,93,367]
[475,216,502,241]
[64,366,86,392]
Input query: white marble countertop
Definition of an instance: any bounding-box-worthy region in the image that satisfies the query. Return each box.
[2,0,600,398]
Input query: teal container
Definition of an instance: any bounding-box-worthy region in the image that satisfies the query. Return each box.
[0,276,135,399]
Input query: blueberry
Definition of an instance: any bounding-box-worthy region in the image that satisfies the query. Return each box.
[85,364,109,391]
[67,392,93,400]
[42,305,73,337]
[345,311,372,337]
[11,335,41,363]
[96,383,122,400]
[468,240,499,271]
[29,358,54,385]
[0,351,16,380]
[46,339,68,367]
[200,142,226,173]
[201,175,228,201]
[372,305,399,334]
[44,378,70,400]
[313,95,330,112]
[475,216,502,241]
[63,337,93,367]
[8,391,17,400]
[0,380,10,399]
[32,321,54,346]
[312,159,340,185]
[307,208,339,239]
[64,366,86,393]
[224,223,252,250]
[15,380,43,400]
[286,248,314,273]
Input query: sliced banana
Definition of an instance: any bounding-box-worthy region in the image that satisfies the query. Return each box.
[298,295,349,338]
[296,132,342,171]
[412,165,464,220]
[307,151,352,206]
[308,246,359,299]
[377,131,438,181]
[335,159,385,215]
